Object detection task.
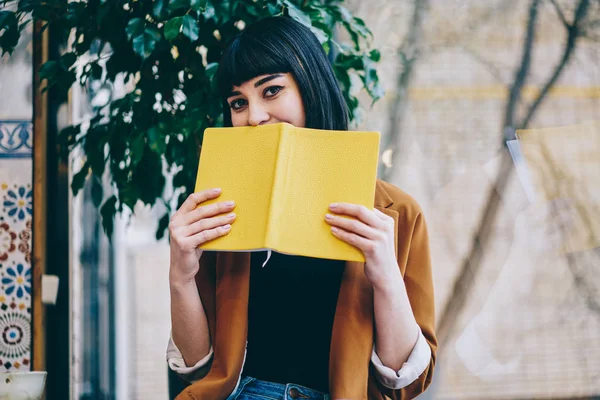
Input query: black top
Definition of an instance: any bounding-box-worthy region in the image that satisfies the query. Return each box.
[241,250,345,393]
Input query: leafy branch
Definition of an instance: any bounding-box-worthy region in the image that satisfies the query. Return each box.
[0,0,383,239]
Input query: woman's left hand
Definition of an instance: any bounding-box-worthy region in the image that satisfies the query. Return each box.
[325,203,400,289]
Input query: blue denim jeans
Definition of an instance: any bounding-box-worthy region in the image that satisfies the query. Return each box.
[226,376,330,400]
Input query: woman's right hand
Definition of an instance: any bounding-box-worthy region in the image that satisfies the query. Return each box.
[169,188,236,284]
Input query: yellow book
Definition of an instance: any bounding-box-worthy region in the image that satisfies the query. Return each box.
[194,122,380,261]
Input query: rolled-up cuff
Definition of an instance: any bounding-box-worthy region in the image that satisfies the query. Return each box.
[371,328,432,389]
[166,334,214,383]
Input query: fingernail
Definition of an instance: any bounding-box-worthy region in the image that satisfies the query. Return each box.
[329,203,338,209]
[225,200,235,206]
[227,213,236,219]
[213,188,222,193]
[325,213,333,220]
[331,227,339,233]
[223,224,231,230]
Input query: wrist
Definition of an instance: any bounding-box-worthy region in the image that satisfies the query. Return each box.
[169,269,196,289]
[371,269,404,295]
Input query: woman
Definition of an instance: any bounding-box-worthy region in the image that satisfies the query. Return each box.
[167,16,436,400]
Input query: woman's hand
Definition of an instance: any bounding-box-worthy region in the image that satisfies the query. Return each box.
[169,188,236,285]
[325,203,399,290]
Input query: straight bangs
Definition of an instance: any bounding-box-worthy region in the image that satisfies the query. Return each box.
[217,35,292,99]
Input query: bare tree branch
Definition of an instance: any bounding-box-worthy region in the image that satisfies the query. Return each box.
[521,0,590,128]
[378,0,429,180]
[503,0,541,142]
[549,0,571,29]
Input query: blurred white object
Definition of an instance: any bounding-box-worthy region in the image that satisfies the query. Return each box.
[0,372,47,400]
[506,139,537,203]
[455,319,521,380]
[41,275,59,305]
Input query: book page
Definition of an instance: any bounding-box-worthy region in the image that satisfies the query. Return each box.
[194,124,282,250]
[268,127,380,261]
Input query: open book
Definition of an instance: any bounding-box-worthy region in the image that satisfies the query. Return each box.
[194,122,380,262]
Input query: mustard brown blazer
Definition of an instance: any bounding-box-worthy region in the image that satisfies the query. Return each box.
[176,179,437,400]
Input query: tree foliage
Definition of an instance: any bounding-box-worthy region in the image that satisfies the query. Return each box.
[0,0,383,238]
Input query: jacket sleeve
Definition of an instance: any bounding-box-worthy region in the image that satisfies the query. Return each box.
[371,327,432,389]
[374,211,438,399]
[166,333,214,382]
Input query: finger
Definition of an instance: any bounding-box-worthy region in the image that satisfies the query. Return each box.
[330,226,373,253]
[373,209,395,230]
[189,224,232,247]
[325,213,379,239]
[373,208,388,221]
[184,212,236,237]
[329,203,382,228]
[178,188,222,214]
[179,200,235,226]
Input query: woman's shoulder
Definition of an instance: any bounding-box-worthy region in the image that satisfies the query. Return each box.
[375,179,424,219]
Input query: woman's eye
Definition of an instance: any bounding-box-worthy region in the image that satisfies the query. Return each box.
[264,85,283,97]
[229,99,246,110]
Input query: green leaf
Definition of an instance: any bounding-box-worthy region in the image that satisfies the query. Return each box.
[0,11,16,30]
[119,185,139,211]
[156,212,170,240]
[0,21,20,56]
[90,62,102,80]
[39,61,58,80]
[284,1,311,28]
[91,177,104,207]
[168,0,190,11]
[147,126,167,153]
[369,49,381,62]
[182,15,199,42]
[71,162,89,196]
[129,134,145,166]
[351,16,372,40]
[191,0,207,11]
[202,4,216,20]
[164,16,183,40]
[205,62,218,79]
[132,27,161,59]
[309,25,329,45]
[100,195,117,238]
[173,169,188,189]
[153,0,165,18]
[59,52,77,70]
[126,18,144,41]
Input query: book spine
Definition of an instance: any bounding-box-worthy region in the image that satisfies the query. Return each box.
[264,124,293,250]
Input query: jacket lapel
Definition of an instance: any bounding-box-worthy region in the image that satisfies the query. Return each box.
[329,180,398,399]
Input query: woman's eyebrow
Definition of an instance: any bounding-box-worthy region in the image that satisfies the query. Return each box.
[254,74,283,88]
[227,74,284,98]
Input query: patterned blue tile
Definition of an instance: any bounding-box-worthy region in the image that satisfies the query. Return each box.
[0,121,32,159]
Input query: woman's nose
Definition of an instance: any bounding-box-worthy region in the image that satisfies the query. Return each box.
[247,103,270,126]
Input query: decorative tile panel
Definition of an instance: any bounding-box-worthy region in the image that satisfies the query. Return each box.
[0,120,32,372]
[0,121,33,159]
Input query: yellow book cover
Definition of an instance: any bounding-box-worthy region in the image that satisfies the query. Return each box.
[194,122,380,261]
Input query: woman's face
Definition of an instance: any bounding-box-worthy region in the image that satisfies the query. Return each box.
[226,73,306,128]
